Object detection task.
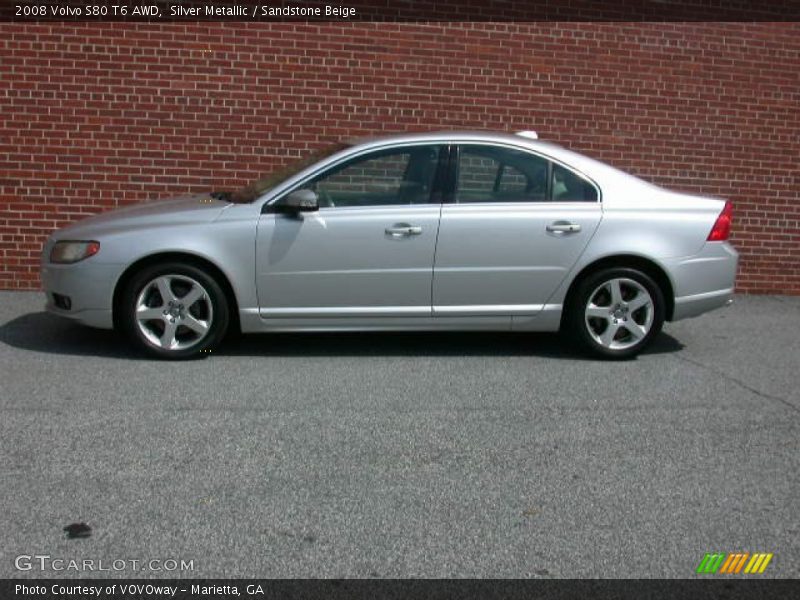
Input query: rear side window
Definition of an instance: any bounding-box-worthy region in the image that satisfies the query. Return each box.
[551,163,598,202]
[454,145,598,203]
[456,146,548,203]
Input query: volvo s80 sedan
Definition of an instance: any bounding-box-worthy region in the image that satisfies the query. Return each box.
[41,131,737,359]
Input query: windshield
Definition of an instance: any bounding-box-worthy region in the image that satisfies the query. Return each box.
[227,143,350,203]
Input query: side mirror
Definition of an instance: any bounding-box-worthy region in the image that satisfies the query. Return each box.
[280,189,319,214]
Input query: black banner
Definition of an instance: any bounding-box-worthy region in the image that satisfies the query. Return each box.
[3,0,800,22]
[3,579,800,600]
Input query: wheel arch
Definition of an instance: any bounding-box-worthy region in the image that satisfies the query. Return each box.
[560,254,675,329]
[112,252,241,334]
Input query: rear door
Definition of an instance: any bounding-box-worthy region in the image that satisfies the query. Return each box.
[432,143,602,316]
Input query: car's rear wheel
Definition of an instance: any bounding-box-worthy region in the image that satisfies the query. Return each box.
[567,267,665,359]
[121,263,229,359]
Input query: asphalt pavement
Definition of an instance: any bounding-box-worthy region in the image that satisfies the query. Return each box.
[0,292,797,578]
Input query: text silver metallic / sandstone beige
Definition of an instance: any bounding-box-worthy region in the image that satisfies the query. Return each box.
[41,131,738,359]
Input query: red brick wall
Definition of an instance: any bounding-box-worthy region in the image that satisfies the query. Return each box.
[1,22,798,293]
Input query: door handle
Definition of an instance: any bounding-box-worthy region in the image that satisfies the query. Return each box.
[546,222,581,234]
[385,224,422,237]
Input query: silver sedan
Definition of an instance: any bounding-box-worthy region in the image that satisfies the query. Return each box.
[41,131,738,359]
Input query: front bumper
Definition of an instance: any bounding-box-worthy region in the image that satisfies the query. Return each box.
[663,241,738,321]
[41,260,123,329]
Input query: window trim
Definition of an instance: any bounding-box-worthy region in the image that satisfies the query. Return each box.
[262,142,450,213]
[446,142,601,205]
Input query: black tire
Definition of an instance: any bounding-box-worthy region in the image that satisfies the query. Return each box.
[120,262,229,359]
[566,267,665,360]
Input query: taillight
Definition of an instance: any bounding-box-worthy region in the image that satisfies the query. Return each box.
[707,201,732,241]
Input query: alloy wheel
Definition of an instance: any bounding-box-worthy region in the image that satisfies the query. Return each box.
[134,274,213,351]
[584,277,654,351]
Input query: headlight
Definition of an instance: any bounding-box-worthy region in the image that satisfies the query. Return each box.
[49,241,100,264]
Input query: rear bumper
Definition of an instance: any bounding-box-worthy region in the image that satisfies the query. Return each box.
[673,287,734,320]
[41,260,121,330]
[663,241,738,321]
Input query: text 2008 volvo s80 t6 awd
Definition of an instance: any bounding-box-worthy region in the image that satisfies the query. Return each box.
[41,131,737,359]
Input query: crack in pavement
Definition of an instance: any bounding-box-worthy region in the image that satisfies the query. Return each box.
[671,353,799,414]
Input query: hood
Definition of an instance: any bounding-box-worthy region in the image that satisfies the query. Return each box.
[52,193,230,239]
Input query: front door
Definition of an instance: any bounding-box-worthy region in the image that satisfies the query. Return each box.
[256,144,446,318]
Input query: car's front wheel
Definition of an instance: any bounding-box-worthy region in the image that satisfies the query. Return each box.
[121,262,229,359]
[567,267,665,359]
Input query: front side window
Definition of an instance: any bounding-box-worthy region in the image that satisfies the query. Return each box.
[456,145,548,203]
[288,145,443,208]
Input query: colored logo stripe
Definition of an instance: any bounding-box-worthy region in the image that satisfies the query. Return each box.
[744,553,773,574]
[697,553,725,574]
[697,552,773,574]
[719,553,748,574]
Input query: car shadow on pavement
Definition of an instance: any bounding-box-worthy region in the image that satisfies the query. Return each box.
[0,311,685,360]
[0,311,142,359]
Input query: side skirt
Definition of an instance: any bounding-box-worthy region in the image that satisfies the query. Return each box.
[238,307,563,333]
